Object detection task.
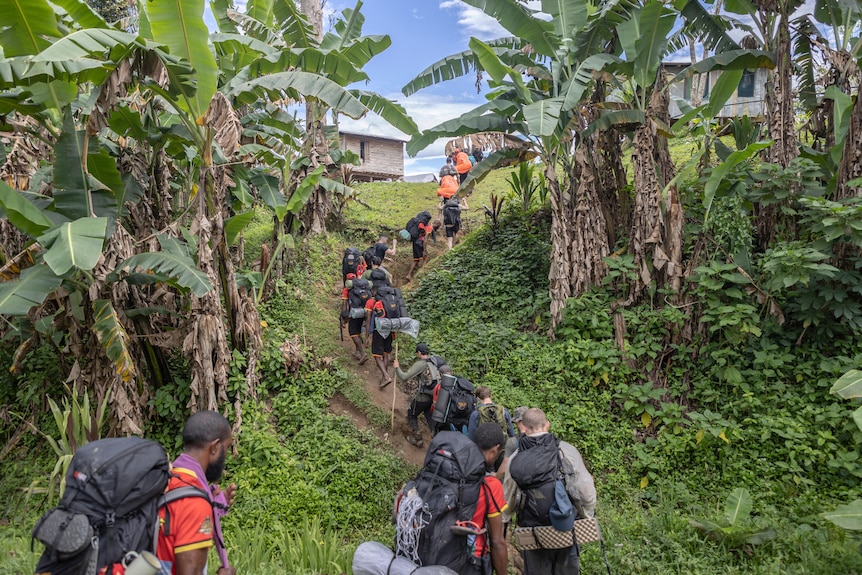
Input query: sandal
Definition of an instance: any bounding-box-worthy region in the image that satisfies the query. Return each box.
[379,377,392,389]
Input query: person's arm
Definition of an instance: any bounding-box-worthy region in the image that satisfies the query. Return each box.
[486,513,508,575]
[504,410,515,437]
[467,410,478,438]
[396,359,426,382]
[502,453,519,525]
[174,548,209,575]
[386,239,397,255]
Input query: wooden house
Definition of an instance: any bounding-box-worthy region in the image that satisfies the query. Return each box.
[339,131,405,182]
[663,62,768,120]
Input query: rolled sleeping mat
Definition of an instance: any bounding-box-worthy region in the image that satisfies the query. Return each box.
[352,541,458,575]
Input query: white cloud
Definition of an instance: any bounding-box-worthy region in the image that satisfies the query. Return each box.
[438,1,507,40]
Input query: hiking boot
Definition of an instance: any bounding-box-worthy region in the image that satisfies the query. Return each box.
[406,432,424,448]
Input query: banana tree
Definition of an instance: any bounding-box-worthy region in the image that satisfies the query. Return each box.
[402,0,629,333]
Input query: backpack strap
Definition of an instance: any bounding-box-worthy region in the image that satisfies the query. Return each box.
[154,483,210,546]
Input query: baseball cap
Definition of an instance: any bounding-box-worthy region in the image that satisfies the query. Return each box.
[512,406,528,422]
[416,343,430,355]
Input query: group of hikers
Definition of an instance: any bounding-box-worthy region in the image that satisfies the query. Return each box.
[437,146,479,250]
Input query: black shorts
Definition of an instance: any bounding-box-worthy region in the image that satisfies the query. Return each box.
[445,223,460,238]
[371,332,392,356]
[412,240,425,260]
[348,317,364,336]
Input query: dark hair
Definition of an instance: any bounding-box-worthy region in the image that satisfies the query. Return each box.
[371,256,382,266]
[476,385,491,400]
[474,422,506,451]
[439,365,453,375]
[183,411,231,449]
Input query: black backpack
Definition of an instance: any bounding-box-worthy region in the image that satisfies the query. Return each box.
[32,438,172,575]
[508,434,565,528]
[395,432,488,572]
[376,286,406,319]
[369,268,389,287]
[348,278,373,311]
[405,210,432,241]
[447,377,476,428]
[362,246,377,268]
[443,200,461,228]
[342,247,362,281]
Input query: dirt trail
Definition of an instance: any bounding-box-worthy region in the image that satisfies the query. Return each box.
[325,238,451,468]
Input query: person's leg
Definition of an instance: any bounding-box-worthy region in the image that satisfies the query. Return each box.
[371,333,389,382]
[554,544,580,575]
[348,319,367,363]
[406,399,423,446]
[418,397,435,433]
[522,549,554,575]
[445,226,454,249]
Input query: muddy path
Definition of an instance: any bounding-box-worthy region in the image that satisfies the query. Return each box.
[325,236,453,468]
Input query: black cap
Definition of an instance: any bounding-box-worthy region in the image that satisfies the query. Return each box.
[416,343,430,355]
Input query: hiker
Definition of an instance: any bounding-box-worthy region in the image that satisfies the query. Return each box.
[393,429,507,575]
[158,411,236,575]
[453,147,472,184]
[437,172,459,201]
[468,386,515,440]
[442,198,465,250]
[341,273,370,364]
[466,423,509,575]
[365,299,394,387]
[503,408,596,575]
[432,374,476,435]
[393,343,441,448]
[362,255,393,286]
[439,156,458,179]
[498,406,528,480]
[472,146,484,163]
[367,234,397,266]
[406,219,438,280]
[341,247,365,284]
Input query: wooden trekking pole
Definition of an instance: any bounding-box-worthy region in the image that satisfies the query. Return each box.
[391,341,398,432]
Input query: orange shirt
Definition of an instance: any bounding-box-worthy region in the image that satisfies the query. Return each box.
[472,477,507,557]
[156,468,214,575]
[437,175,458,199]
[455,151,472,174]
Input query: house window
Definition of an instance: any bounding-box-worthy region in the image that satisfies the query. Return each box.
[359,141,368,162]
[738,70,755,98]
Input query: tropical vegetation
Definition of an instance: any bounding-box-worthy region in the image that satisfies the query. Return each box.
[2,0,862,574]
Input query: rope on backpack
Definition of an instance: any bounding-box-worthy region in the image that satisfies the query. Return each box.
[394,490,428,564]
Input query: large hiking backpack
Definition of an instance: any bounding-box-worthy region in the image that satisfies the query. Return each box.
[32,438,171,575]
[369,268,389,287]
[348,278,373,317]
[395,431,487,572]
[477,403,508,436]
[446,378,476,430]
[376,286,407,319]
[508,434,564,528]
[405,211,432,241]
[443,200,461,228]
[362,246,377,268]
[342,247,362,281]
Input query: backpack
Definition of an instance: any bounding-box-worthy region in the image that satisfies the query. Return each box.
[369,268,389,287]
[395,431,488,572]
[376,286,407,319]
[509,434,569,529]
[477,403,508,436]
[443,200,461,228]
[405,210,432,241]
[348,278,372,312]
[446,377,476,428]
[32,438,173,575]
[420,355,447,395]
[342,247,362,281]
[362,247,377,268]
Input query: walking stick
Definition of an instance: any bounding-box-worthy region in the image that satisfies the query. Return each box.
[391,341,398,432]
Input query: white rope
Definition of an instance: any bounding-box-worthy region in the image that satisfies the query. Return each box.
[395,489,429,564]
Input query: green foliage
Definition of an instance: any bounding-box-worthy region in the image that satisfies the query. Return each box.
[689,488,777,550]
[505,161,548,213]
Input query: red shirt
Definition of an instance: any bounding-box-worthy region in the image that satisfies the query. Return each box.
[156,468,214,575]
[472,477,507,557]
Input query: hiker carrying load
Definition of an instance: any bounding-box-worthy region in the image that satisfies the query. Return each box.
[342,273,371,365]
[404,210,437,281]
[442,198,465,250]
[468,386,515,440]
[394,344,444,448]
[432,374,476,435]
[394,428,508,575]
[503,408,596,575]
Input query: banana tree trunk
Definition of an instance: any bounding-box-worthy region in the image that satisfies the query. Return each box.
[764,13,797,168]
[548,160,571,336]
[835,91,862,199]
[569,140,611,297]
[630,75,683,298]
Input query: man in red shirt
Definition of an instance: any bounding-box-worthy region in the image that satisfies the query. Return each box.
[157,411,236,575]
[468,422,509,575]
